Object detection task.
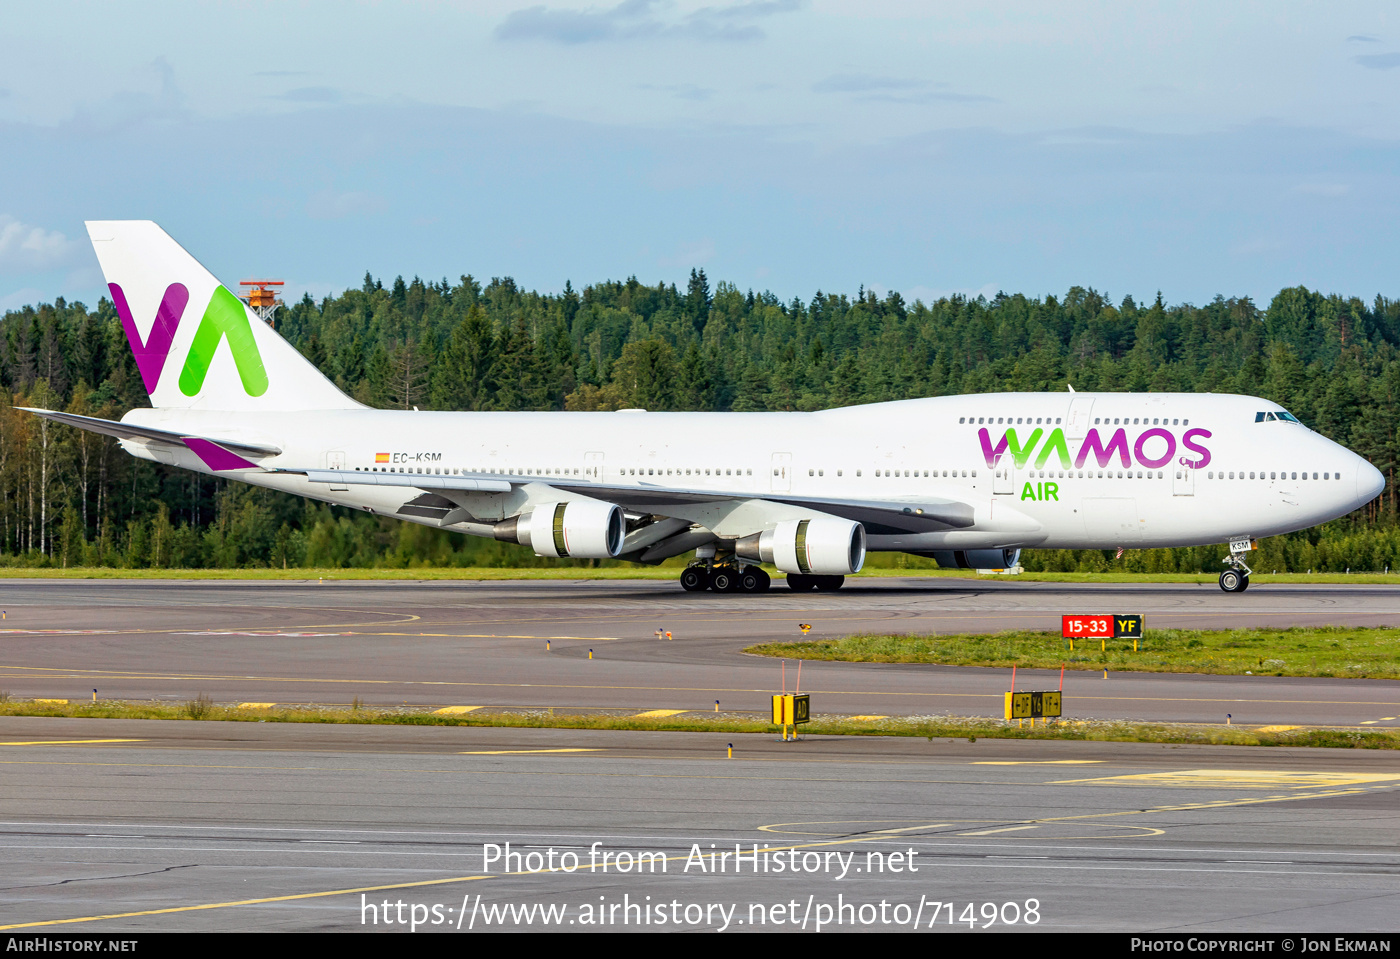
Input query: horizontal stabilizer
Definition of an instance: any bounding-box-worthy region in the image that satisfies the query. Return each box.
[19,408,281,465]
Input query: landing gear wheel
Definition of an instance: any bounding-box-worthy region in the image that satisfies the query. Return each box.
[786,573,816,591]
[680,566,710,592]
[739,567,770,593]
[710,568,741,592]
[813,575,845,591]
[1219,569,1244,592]
[1239,573,1250,592]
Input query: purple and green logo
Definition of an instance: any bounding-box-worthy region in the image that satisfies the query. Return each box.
[979,426,1213,471]
[111,282,268,397]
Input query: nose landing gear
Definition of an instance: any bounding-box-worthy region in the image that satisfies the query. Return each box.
[1219,541,1254,592]
[1219,568,1250,592]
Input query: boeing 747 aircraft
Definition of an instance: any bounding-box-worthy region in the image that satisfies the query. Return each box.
[22,222,1385,593]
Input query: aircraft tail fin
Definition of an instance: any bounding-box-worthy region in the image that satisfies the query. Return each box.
[87,221,361,412]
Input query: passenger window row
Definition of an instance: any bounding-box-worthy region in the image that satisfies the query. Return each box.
[1094,417,1187,426]
[1208,471,1339,481]
[958,415,1190,427]
[960,416,1062,425]
[872,469,972,478]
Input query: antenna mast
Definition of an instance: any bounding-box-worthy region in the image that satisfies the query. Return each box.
[238,279,284,326]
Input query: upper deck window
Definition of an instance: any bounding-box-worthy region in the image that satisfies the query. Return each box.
[1255,410,1301,423]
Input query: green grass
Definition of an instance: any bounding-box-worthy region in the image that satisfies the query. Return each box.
[0,699,1394,749]
[747,626,1400,679]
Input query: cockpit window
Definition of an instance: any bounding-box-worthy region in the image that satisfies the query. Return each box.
[1255,410,1301,424]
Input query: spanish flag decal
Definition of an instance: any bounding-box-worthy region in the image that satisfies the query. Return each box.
[375,452,390,463]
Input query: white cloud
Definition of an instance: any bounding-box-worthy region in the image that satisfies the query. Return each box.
[0,215,78,274]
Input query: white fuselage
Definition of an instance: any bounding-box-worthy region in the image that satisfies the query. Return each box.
[121,391,1383,554]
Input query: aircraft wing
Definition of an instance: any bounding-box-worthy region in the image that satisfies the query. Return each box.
[291,469,975,534]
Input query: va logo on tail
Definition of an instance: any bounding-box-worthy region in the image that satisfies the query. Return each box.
[111,282,269,397]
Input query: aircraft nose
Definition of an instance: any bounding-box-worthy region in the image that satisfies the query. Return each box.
[1356,456,1385,505]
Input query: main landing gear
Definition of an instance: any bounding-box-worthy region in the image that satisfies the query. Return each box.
[1219,543,1254,593]
[678,565,846,593]
[679,544,848,594]
[680,562,771,593]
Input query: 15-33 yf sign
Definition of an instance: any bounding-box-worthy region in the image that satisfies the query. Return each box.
[1061,614,1144,640]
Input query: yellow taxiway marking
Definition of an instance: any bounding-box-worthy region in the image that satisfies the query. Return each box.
[457,748,602,755]
[351,632,620,641]
[759,817,1166,839]
[973,760,1105,765]
[1,663,1396,707]
[632,709,687,718]
[0,875,497,931]
[237,703,276,710]
[1054,769,1400,789]
[846,715,888,721]
[0,739,146,746]
[433,706,482,715]
[33,699,67,705]
[2,771,1394,931]
[1254,725,1300,732]
[0,611,425,637]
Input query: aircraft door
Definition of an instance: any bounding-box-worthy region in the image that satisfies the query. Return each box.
[993,461,1015,495]
[1173,463,1196,496]
[584,451,605,482]
[1066,396,1095,442]
[771,453,792,492]
[322,450,347,490]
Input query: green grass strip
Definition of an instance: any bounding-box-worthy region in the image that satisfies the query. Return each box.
[746,626,1400,679]
[0,699,1395,749]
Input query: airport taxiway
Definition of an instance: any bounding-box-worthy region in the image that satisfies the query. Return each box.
[0,717,1396,932]
[1,579,1397,933]
[0,578,1397,726]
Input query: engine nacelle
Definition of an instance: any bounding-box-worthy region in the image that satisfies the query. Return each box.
[925,548,1022,570]
[494,501,625,559]
[736,518,866,576]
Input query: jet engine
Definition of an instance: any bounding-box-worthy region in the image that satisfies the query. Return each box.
[922,548,1022,570]
[493,501,625,559]
[735,518,866,575]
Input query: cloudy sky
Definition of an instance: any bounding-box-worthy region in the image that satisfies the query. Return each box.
[1,1,1397,311]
